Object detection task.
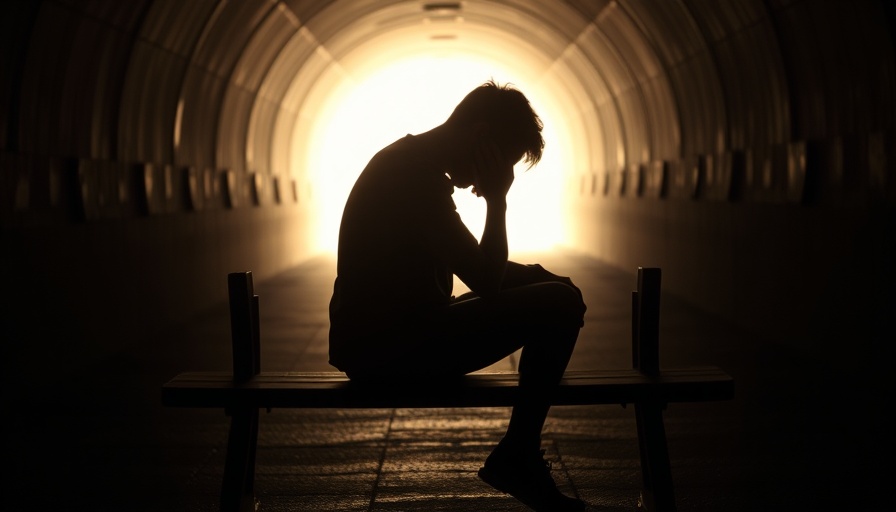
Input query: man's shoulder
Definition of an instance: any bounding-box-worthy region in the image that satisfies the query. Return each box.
[365,139,450,192]
[370,136,420,169]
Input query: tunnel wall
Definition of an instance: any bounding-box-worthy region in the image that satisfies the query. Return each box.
[565,0,895,365]
[574,194,894,366]
[1,0,894,387]
[0,0,315,386]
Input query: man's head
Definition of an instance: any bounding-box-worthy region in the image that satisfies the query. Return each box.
[446,80,544,169]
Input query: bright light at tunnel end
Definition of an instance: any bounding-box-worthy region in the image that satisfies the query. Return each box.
[305,55,573,255]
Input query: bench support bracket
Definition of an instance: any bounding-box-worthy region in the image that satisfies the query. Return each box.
[221,406,259,512]
[222,272,262,512]
[632,268,676,511]
[635,402,675,511]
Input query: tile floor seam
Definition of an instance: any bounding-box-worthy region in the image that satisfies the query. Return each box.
[367,408,397,511]
[551,438,583,502]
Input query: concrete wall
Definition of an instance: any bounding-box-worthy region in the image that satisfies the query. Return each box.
[571,191,894,367]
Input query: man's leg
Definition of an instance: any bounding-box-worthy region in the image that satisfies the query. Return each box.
[369,280,584,438]
[501,321,580,451]
[429,280,584,374]
[464,281,585,512]
[349,278,586,510]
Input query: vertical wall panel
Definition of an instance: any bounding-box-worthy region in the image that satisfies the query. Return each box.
[174,66,227,169]
[626,0,705,66]
[712,19,790,152]
[641,76,680,160]
[191,1,275,76]
[118,0,217,164]
[775,1,896,139]
[594,102,626,179]
[666,52,726,156]
[576,24,631,173]
[685,0,767,43]
[596,7,652,165]
[118,41,186,163]
[228,4,300,175]
[0,1,40,151]
[233,4,301,92]
[57,14,103,157]
[554,44,607,176]
[590,3,684,166]
[58,14,137,160]
[615,89,650,165]
[460,0,585,61]
[139,0,216,57]
[17,0,147,161]
[626,0,725,157]
[564,0,616,21]
[686,0,791,154]
[774,1,828,140]
[570,23,623,177]
[248,98,282,176]
[64,0,149,31]
[16,2,78,155]
[175,1,276,171]
[218,86,256,174]
[263,27,324,178]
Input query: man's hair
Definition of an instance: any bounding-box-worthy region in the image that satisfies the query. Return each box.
[446,80,545,168]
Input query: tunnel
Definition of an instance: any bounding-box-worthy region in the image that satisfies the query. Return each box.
[3,0,894,378]
[1,0,895,508]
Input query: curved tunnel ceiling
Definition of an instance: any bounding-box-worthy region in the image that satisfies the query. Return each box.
[4,0,894,173]
[285,1,602,248]
[4,0,894,223]
[1,0,895,367]
[208,0,685,184]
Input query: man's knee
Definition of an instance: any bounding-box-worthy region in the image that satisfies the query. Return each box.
[533,281,586,328]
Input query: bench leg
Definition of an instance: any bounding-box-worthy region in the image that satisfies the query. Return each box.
[221,406,260,512]
[635,403,676,511]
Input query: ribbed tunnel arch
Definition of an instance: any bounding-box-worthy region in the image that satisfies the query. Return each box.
[1,1,894,381]
[118,0,725,255]
[285,3,600,251]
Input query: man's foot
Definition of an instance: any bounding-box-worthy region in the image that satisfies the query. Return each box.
[478,443,586,512]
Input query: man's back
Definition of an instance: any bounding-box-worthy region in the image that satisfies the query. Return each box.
[329,136,463,371]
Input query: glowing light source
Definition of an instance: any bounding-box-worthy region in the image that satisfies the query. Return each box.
[305,54,569,254]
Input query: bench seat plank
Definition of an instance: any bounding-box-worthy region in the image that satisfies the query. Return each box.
[162,368,733,409]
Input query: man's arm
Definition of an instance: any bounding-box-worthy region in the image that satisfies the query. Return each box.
[475,194,509,294]
[435,142,514,297]
[466,141,515,296]
[502,261,583,296]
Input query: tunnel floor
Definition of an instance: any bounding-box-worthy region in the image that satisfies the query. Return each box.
[5,251,891,511]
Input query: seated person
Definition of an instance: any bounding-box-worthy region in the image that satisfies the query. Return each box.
[329,80,587,512]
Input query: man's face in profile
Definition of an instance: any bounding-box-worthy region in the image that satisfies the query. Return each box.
[452,136,525,195]
[474,146,525,196]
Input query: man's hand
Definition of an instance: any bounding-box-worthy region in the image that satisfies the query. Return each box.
[471,141,514,202]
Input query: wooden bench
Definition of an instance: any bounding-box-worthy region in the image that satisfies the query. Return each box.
[162,268,734,512]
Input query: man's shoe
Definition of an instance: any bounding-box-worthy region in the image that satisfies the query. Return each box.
[478,445,586,512]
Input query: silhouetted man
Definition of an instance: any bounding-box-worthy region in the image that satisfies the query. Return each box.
[329,80,586,511]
